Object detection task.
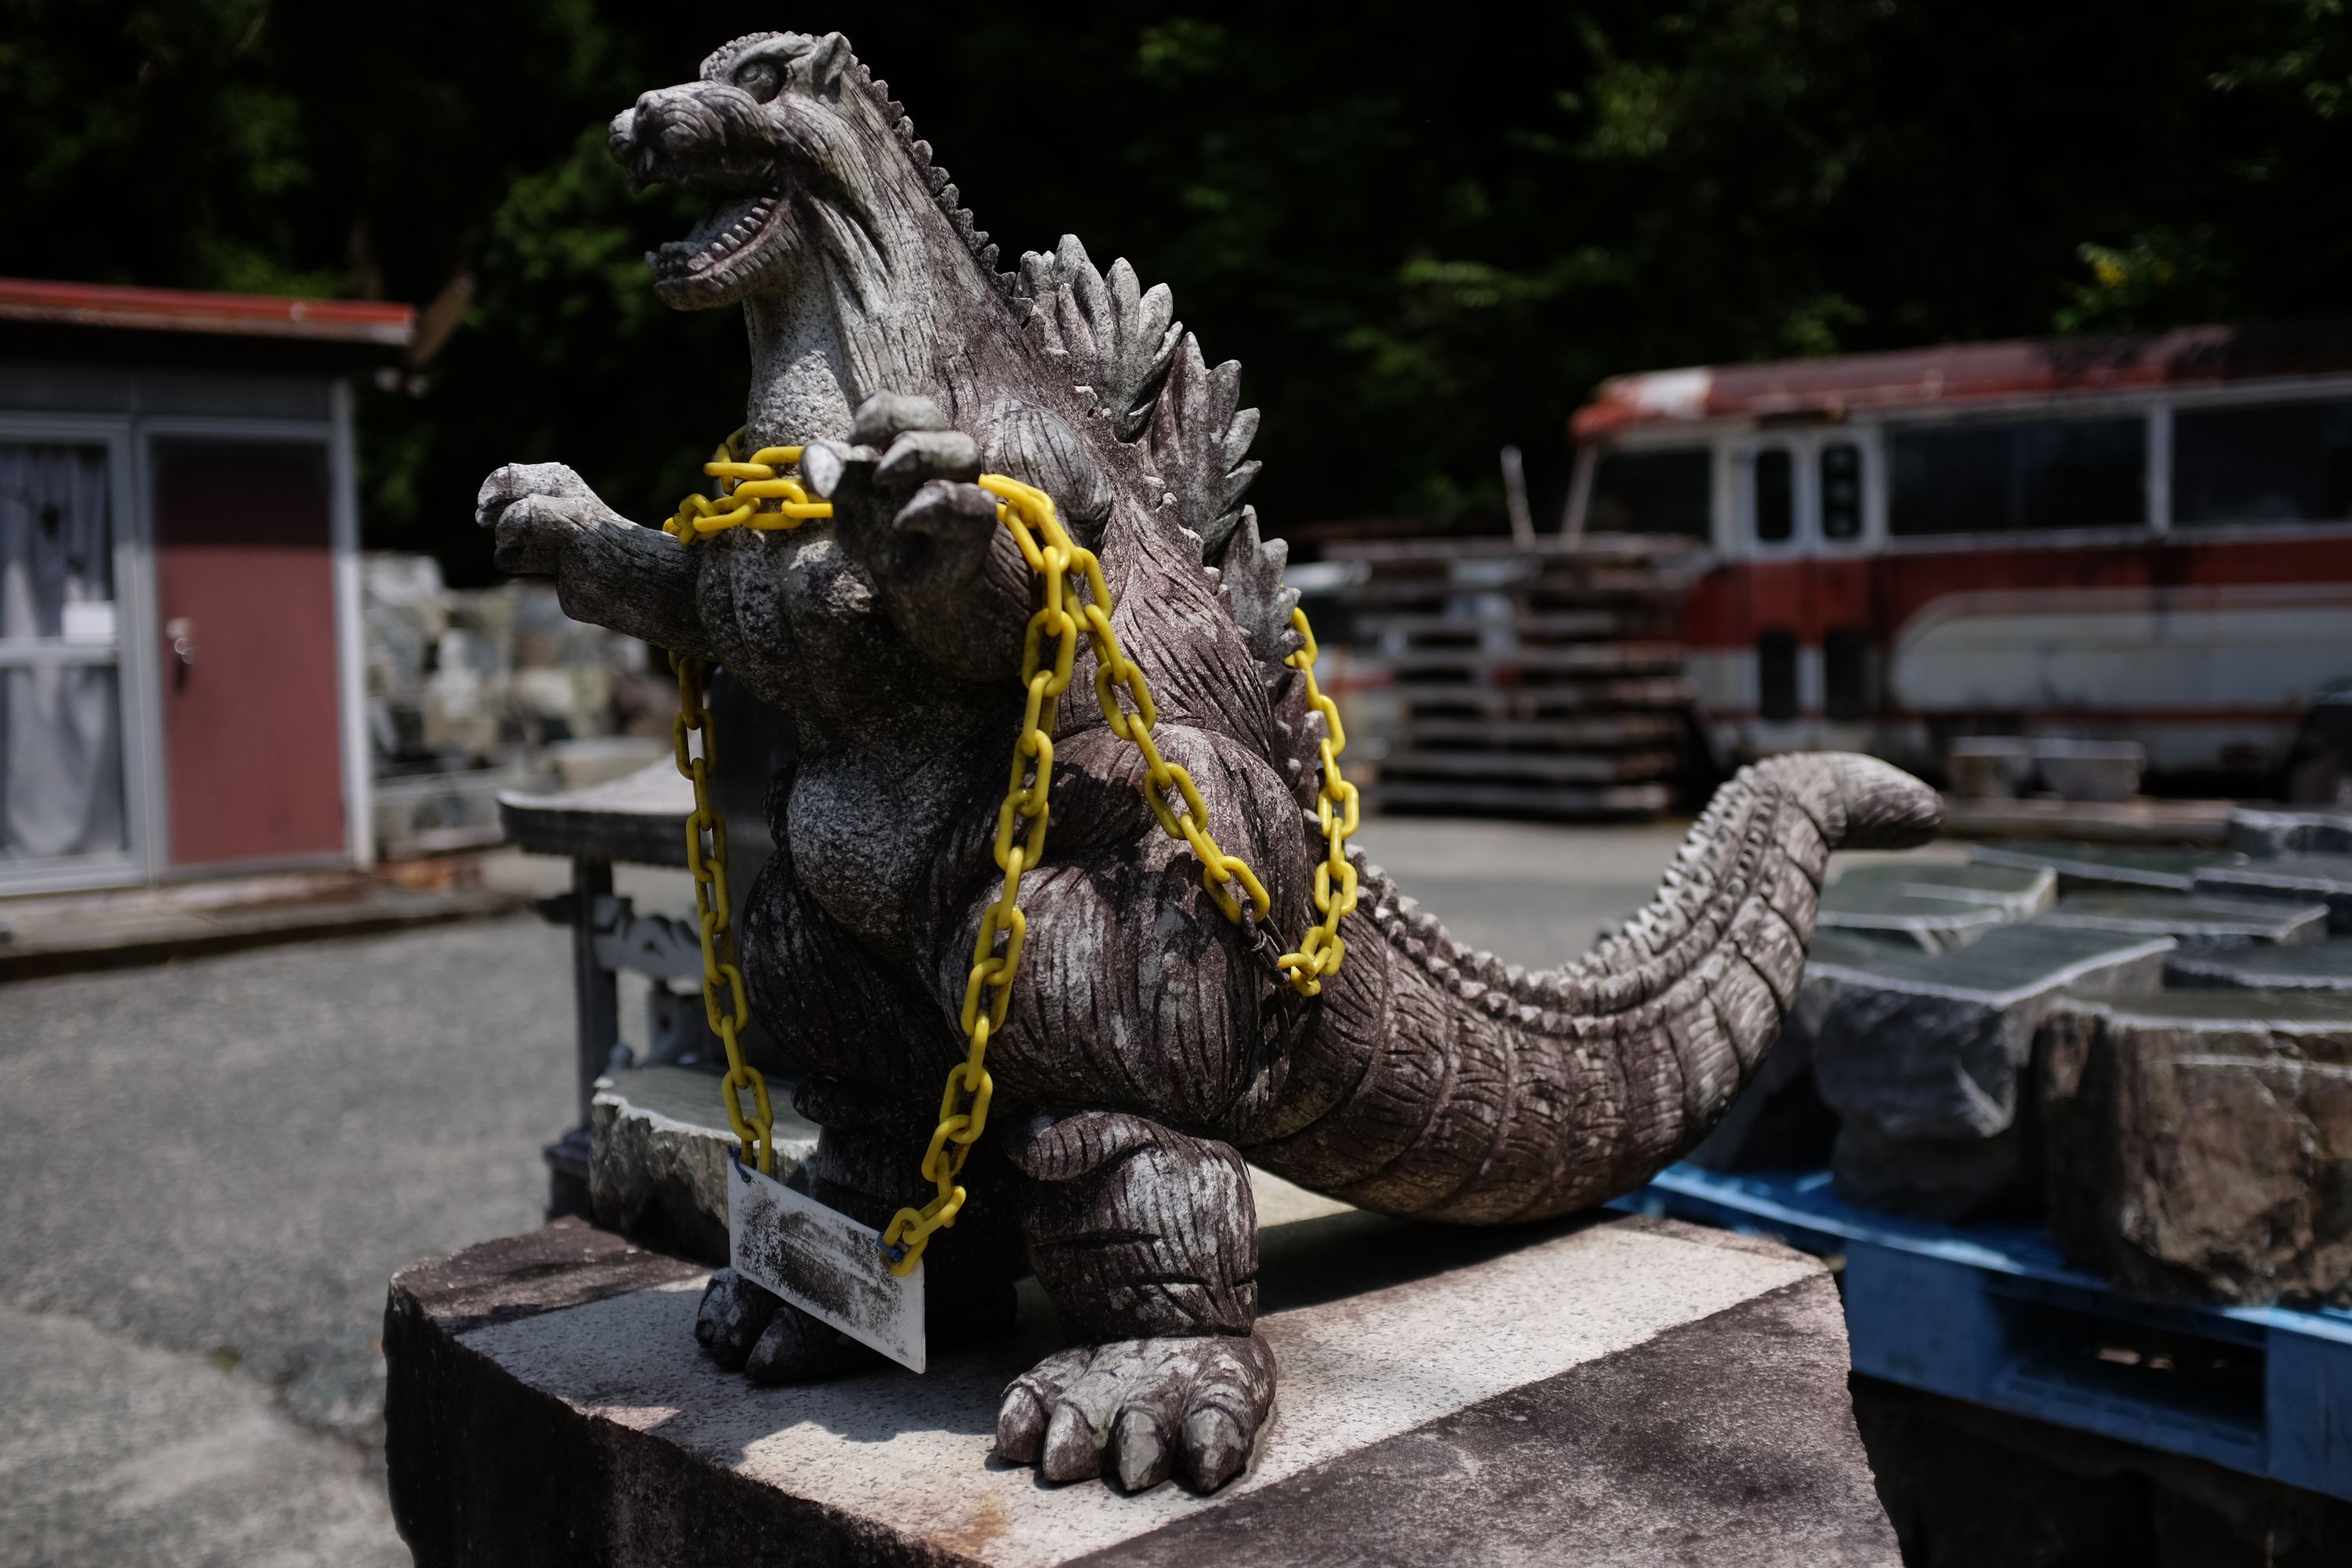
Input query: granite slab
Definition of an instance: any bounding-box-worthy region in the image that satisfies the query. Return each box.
[385,1216,1900,1566]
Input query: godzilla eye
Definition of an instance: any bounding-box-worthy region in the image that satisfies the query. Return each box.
[733,60,782,102]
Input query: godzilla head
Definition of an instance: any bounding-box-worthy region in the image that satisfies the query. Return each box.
[609,30,995,312]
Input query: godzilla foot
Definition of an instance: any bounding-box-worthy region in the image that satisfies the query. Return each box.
[694,1266,875,1383]
[996,1331,1276,1493]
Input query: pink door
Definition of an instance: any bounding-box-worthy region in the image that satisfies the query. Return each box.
[151,441,345,868]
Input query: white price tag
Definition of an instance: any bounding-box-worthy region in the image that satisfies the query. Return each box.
[728,1159,927,1374]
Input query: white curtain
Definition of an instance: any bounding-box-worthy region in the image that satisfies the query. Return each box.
[1,444,126,862]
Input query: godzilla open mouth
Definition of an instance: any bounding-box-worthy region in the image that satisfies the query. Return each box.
[649,186,784,281]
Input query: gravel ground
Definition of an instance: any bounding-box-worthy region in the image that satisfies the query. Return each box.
[0,818,1958,1565]
[0,916,579,1567]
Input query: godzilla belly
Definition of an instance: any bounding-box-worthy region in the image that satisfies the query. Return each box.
[783,750,930,951]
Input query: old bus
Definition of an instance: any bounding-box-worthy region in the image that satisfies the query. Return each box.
[1563,321,2352,793]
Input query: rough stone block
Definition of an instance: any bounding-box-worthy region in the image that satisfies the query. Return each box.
[1810,922,2174,1219]
[385,1215,1899,1566]
[2228,804,2352,859]
[2035,891,2330,949]
[2041,991,2352,1305]
[590,1065,821,1265]
[2031,739,2144,804]
[2166,938,2352,993]
[1972,840,2245,895]
[2195,855,2352,934]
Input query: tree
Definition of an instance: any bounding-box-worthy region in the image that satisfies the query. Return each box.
[3,1,2347,577]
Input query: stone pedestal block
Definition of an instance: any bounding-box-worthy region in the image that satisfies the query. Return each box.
[2196,855,2352,935]
[1810,922,2173,1218]
[2037,892,2330,949]
[384,1215,1899,1566]
[2042,992,2352,1305]
[590,1065,822,1265]
[2166,938,2352,993]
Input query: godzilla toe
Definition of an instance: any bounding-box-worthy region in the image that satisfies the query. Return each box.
[996,1332,1275,1493]
[743,1298,879,1385]
[695,1266,780,1370]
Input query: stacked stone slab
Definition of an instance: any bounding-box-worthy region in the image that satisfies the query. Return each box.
[1808,923,2175,1219]
[2166,938,2352,993]
[1970,839,2245,894]
[2034,891,2330,947]
[2195,854,2352,934]
[1813,861,2055,953]
[2041,991,2352,1305]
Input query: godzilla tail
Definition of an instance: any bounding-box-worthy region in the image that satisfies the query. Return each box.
[1240,752,1940,1222]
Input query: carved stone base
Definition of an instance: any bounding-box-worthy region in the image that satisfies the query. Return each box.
[385,1214,1898,1566]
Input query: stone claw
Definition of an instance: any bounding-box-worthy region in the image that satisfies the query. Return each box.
[474,461,621,575]
[995,1332,1276,1493]
[807,394,1001,608]
[694,1266,781,1370]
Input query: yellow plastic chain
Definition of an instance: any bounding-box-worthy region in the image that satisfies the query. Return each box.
[670,648,775,1174]
[657,437,1356,1274]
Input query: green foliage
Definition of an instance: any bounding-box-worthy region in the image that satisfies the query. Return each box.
[2,1,2347,572]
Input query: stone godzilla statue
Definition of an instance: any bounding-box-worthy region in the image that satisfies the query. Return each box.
[477,30,1940,1495]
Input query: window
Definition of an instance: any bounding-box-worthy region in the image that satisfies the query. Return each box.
[2174,398,2352,525]
[1823,627,1870,722]
[1752,448,1794,543]
[1820,442,1864,541]
[1757,629,1798,721]
[1889,417,2146,535]
[1589,448,1711,539]
[0,442,129,866]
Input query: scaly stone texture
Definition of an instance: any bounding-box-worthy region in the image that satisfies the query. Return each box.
[385,1216,1898,1566]
[2042,992,2352,1305]
[470,28,1942,1485]
[1810,921,2173,1218]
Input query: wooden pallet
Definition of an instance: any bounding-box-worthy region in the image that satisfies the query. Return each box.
[1327,534,1704,819]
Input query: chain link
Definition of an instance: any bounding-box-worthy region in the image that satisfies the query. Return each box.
[671,650,775,1174]
[659,439,1356,1276]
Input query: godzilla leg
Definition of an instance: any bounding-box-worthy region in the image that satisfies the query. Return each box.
[996,1109,1275,1492]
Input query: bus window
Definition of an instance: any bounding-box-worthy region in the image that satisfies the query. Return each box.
[1753,449,1794,543]
[1820,442,1864,541]
[1824,626,1869,721]
[1590,448,1711,539]
[1889,417,2145,535]
[1757,628,1798,720]
[2175,398,2352,524]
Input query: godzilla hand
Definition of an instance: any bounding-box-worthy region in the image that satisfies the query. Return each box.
[474,462,632,576]
[999,1109,1274,1491]
[473,460,705,654]
[800,393,1030,676]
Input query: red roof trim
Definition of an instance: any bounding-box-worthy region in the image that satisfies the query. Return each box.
[1572,318,2352,439]
[0,277,416,347]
